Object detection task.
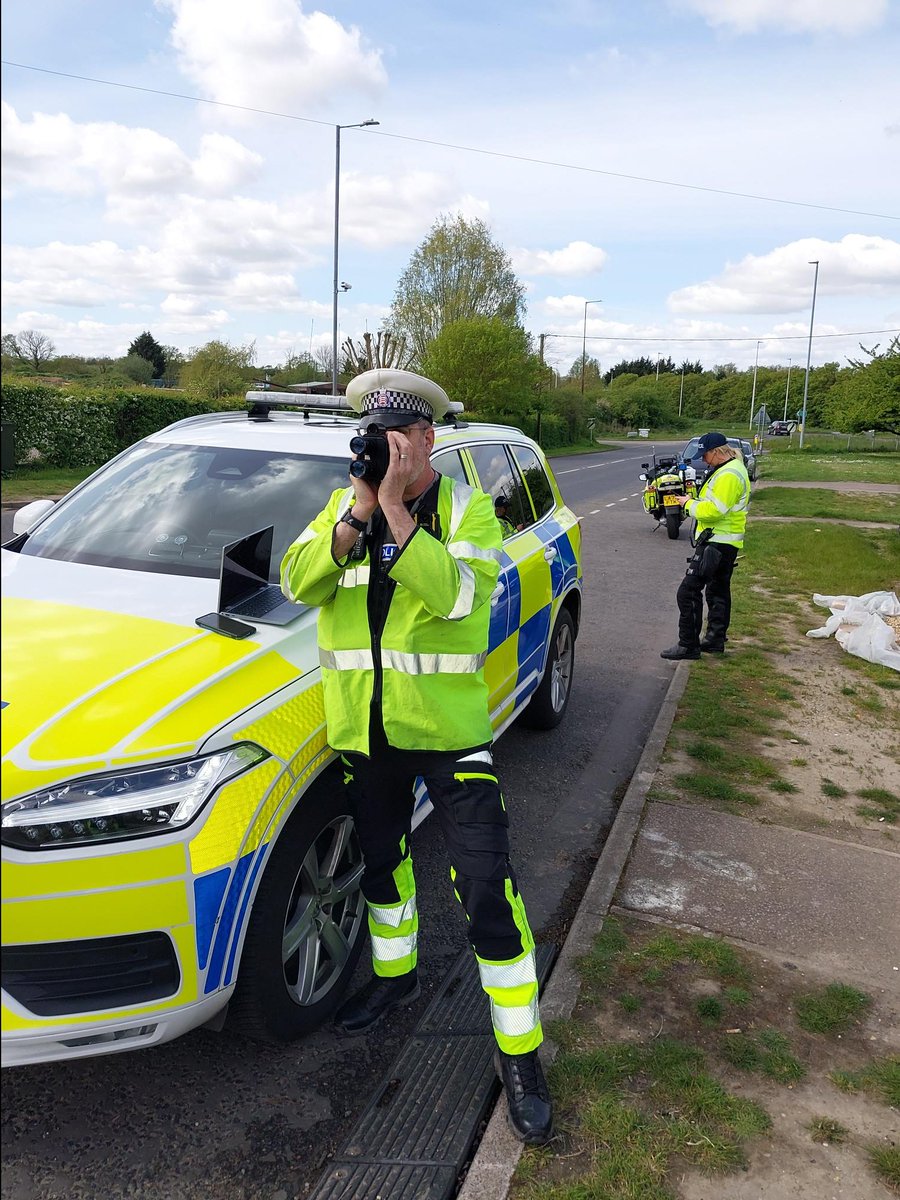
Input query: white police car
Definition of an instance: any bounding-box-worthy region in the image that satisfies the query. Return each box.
[1,392,582,1065]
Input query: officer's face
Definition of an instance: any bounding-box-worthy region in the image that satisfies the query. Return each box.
[396,420,434,476]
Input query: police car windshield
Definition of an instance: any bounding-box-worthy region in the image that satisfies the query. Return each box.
[18,442,349,578]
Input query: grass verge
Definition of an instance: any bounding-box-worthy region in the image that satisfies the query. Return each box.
[751,487,899,523]
[759,449,900,484]
[1,465,97,504]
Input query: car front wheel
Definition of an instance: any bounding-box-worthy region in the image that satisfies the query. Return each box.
[521,607,576,730]
[229,776,367,1042]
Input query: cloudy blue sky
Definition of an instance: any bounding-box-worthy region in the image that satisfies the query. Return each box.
[2,0,898,377]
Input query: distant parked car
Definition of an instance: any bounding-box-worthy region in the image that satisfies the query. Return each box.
[681,437,758,482]
[768,420,797,436]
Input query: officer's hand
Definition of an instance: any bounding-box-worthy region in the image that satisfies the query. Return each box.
[673,494,689,506]
[348,472,378,520]
[379,432,418,503]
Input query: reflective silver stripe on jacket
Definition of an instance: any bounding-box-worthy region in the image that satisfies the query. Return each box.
[448,480,476,537]
[381,648,487,674]
[447,560,477,621]
[369,896,417,929]
[699,466,750,514]
[448,541,502,564]
[338,565,371,588]
[710,532,744,545]
[490,997,540,1037]
[370,931,418,962]
[320,648,375,671]
[478,951,538,990]
[320,647,487,674]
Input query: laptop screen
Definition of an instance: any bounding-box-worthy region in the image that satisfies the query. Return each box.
[219,526,274,610]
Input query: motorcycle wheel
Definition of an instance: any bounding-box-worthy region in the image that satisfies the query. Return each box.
[665,510,681,540]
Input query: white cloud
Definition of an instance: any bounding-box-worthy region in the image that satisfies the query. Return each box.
[1,103,262,203]
[158,0,386,112]
[511,241,608,277]
[668,235,900,315]
[676,0,888,34]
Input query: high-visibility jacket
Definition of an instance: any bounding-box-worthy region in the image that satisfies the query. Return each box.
[684,457,751,548]
[280,475,502,755]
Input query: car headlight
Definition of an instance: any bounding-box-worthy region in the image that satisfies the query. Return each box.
[1,744,269,851]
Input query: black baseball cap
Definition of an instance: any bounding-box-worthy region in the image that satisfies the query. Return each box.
[695,431,728,454]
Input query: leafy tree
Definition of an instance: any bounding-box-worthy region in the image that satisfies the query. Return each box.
[117,353,155,384]
[822,337,900,434]
[566,353,602,389]
[128,331,167,378]
[679,359,704,375]
[390,215,525,363]
[2,329,56,372]
[279,351,322,384]
[418,317,540,421]
[180,340,256,400]
[603,356,674,385]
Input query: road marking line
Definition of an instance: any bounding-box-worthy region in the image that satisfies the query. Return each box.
[589,508,602,514]
[618,497,628,502]
[556,468,580,474]
[605,502,616,507]
[631,492,641,496]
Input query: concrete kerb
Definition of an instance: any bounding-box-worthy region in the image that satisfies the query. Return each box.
[458,661,691,1200]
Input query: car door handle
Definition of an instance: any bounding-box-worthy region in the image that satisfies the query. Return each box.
[544,546,558,562]
[491,581,505,607]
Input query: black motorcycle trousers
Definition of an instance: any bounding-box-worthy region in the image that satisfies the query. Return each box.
[676,541,739,649]
[341,730,543,1054]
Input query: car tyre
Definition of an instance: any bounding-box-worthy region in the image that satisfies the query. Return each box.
[521,607,576,730]
[665,510,681,540]
[229,776,367,1042]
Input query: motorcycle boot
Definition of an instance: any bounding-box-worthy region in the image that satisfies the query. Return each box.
[699,638,725,653]
[495,1049,554,1144]
[660,644,700,660]
[334,970,419,1036]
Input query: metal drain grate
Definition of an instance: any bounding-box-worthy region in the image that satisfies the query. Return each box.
[308,942,556,1200]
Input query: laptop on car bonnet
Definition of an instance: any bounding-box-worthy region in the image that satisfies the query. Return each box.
[218,526,302,626]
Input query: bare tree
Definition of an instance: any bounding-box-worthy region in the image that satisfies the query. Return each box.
[4,329,57,372]
[342,330,414,377]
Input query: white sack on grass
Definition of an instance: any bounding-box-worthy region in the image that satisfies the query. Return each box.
[806,591,900,672]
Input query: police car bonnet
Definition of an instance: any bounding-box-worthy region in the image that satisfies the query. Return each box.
[347,368,452,431]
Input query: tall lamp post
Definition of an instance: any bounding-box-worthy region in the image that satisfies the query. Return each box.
[798,261,820,450]
[580,298,602,394]
[748,339,760,430]
[678,362,686,416]
[332,118,379,395]
[783,357,793,421]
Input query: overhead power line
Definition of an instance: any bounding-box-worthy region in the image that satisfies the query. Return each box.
[3,60,898,223]
[546,328,899,344]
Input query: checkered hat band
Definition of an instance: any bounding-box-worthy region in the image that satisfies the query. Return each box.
[361,389,433,418]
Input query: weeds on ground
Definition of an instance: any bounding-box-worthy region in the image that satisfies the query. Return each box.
[867,1144,900,1192]
[720,1029,806,1083]
[795,983,873,1034]
[829,1057,900,1107]
[808,1117,849,1144]
[856,787,900,825]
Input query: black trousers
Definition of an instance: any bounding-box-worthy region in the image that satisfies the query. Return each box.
[342,725,531,965]
[677,542,739,649]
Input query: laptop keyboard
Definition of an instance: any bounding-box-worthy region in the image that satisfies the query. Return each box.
[233,588,285,618]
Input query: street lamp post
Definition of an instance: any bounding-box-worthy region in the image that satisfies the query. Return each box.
[678,363,686,416]
[332,118,379,396]
[748,339,760,430]
[798,261,820,450]
[783,357,792,422]
[580,299,602,394]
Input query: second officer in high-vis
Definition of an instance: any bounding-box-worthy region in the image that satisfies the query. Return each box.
[280,368,553,1145]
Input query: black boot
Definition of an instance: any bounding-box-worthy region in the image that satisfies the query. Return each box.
[334,971,419,1036]
[660,644,700,660]
[699,638,725,653]
[495,1049,554,1145]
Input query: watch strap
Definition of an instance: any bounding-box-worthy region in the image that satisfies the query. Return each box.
[340,510,367,533]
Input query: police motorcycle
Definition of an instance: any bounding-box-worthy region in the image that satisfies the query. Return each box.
[639,453,698,540]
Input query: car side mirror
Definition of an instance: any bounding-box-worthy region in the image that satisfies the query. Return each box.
[13,498,56,535]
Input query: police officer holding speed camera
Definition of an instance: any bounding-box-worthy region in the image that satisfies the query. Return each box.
[280,368,553,1145]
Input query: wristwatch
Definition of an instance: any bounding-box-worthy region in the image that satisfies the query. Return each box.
[339,510,367,533]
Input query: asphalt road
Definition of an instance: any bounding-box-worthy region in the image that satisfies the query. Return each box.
[1,442,694,1200]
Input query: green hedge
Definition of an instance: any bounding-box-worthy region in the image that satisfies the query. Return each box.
[0,380,246,468]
